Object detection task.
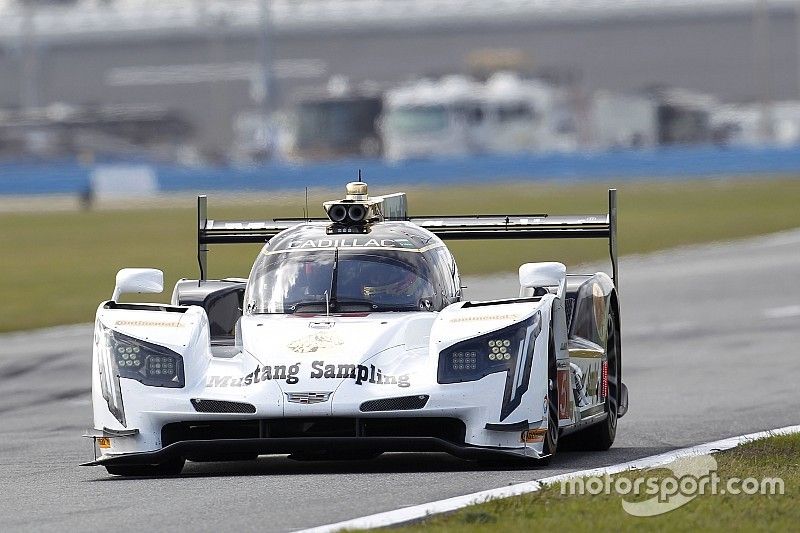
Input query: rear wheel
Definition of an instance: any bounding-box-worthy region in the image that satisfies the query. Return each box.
[563,307,620,451]
[105,458,185,477]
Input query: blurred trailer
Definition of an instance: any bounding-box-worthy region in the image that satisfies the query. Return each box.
[711,104,763,146]
[589,87,716,149]
[649,87,716,146]
[712,101,800,147]
[284,94,383,161]
[379,76,483,160]
[380,73,578,160]
[0,103,192,160]
[481,72,578,154]
[590,91,657,149]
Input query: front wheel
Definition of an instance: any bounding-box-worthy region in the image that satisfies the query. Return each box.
[539,324,559,462]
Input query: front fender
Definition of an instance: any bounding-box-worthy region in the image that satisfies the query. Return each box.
[91,302,213,431]
[430,297,558,432]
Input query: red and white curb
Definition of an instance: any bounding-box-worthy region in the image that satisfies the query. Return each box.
[299,424,800,532]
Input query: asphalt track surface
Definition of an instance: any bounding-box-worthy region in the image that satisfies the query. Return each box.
[1,230,799,532]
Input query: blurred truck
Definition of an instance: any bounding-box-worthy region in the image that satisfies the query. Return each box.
[712,101,800,147]
[589,87,716,150]
[379,73,577,160]
[0,103,192,161]
[590,91,657,149]
[650,87,716,146]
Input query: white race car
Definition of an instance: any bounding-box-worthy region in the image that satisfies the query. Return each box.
[83,181,628,476]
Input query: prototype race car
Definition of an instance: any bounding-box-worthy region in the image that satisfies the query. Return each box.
[83,181,628,476]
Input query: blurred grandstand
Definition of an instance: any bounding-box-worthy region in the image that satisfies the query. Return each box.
[2,0,800,164]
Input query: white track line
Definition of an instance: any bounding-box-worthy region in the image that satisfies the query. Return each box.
[299,424,800,533]
[763,305,800,319]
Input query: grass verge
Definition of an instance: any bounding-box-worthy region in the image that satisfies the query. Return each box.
[1,177,798,331]
[385,432,799,532]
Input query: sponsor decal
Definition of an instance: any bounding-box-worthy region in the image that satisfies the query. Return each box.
[582,360,602,400]
[448,314,521,323]
[209,221,273,230]
[592,282,607,343]
[113,320,182,328]
[206,361,410,388]
[267,238,443,255]
[286,391,332,404]
[568,348,605,359]
[521,428,546,444]
[571,362,590,408]
[601,360,608,400]
[287,332,344,353]
[557,368,570,420]
[286,238,415,250]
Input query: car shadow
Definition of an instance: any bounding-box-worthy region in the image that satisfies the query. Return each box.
[85,445,675,481]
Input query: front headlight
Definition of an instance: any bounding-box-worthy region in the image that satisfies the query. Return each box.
[96,325,187,427]
[104,328,185,388]
[437,311,542,384]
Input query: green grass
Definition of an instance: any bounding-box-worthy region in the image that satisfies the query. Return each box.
[385,432,800,533]
[1,177,799,332]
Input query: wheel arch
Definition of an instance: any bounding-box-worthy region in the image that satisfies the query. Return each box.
[609,287,621,380]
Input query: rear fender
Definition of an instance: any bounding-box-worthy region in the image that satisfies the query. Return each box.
[564,272,621,420]
[565,272,616,346]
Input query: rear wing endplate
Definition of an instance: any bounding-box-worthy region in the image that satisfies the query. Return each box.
[196,189,618,288]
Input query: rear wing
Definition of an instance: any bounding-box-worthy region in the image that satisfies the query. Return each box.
[196,189,618,287]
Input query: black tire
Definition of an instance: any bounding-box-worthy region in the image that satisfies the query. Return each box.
[105,458,185,477]
[539,324,559,463]
[563,306,620,451]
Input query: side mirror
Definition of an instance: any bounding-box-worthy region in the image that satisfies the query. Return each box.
[112,268,164,301]
[519,262,566,298]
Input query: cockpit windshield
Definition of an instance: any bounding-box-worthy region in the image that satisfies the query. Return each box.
[244,249,441,314]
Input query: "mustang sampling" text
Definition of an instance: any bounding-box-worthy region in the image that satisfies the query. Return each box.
[206,361,411,388]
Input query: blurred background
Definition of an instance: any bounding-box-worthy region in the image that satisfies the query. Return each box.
[3,4,800,522]
[1,0,800,330]
[4,0,800,174]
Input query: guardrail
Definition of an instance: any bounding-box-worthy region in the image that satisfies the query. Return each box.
[1,145,799,196]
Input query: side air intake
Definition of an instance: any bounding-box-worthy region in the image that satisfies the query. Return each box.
[191,399,256,414]
[359,395,430,412]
